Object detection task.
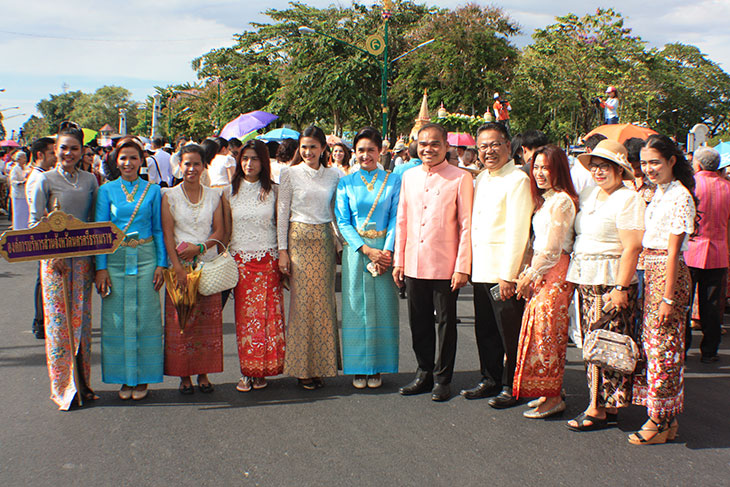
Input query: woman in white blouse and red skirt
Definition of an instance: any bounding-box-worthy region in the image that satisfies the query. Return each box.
[629,135,696,445]
[514,145,579,419]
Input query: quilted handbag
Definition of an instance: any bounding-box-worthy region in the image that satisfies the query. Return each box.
[582,309,640,375]
[196,240,239,296]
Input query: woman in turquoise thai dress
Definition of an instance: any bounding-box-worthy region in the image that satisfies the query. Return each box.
[95,137,167,401]
[335,127,401,389]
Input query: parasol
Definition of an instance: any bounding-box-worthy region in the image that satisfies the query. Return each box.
[326,134,342,147]
[81,128,98,145]
[163,265,202,332]
[257,127,300,142]
[219,111,278,139]
[0,140,20,148]
[715,141,730,170]
[447,132,476,147]
[584,123,657,143]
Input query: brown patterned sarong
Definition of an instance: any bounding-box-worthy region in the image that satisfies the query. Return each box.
[284,222,339,378]
[632,249,690,419]
[578,283,639,408]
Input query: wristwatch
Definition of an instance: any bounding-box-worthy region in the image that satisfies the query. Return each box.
[614,284,628,292]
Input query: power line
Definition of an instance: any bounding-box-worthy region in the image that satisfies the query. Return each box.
[0,29,234,43]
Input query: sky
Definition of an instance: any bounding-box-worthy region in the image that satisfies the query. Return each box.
[2,0,729,137]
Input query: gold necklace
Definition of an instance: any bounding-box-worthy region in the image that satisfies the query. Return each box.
[360,170,379,191]
[121,180,140,203]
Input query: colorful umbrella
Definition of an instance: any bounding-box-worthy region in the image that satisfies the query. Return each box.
[584,124,657,143]
[219,111,278,140]
[81,128,97,145]
[257,127,300,142]
[715,141,730,169]
[447,132,476,147]
[0,140,20,148]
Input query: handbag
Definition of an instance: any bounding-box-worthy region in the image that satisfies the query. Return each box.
[196,239,239,296]
[582,309,640,375]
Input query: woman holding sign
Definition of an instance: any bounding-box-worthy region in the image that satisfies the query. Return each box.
[95,137,167,401]
[29,121,99,410]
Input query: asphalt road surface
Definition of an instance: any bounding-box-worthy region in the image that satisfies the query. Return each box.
[1,221,729,486]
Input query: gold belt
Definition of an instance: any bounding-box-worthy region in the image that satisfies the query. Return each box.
[357,229,387,239]
[120,236,153,248]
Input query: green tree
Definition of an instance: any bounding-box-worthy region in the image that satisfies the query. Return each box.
[20,115,48,142]
[511,8,655,141]
[36,91,83,133]
[653,43,730,138]
[390,3,520,138]
[69,86,140,132]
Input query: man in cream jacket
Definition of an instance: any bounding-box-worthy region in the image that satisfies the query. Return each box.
[462,122,534,409]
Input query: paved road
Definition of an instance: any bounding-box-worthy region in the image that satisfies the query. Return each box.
[1,219,729,486]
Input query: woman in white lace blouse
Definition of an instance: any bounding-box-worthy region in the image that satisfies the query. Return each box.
[514,146,579,419]
[161,143,225,395]
[565,139,645,432]
[629,135,696,445]
[277,126,340,390]
[227,140,285,392]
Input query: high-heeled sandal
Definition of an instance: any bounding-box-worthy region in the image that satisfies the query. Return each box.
[667,418,679,441]
[628,418,670,445]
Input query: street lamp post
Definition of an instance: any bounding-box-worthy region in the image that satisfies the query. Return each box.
[298,3,434,139]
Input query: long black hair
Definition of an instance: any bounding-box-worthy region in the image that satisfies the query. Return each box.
[643,134,699,232]
[290,126,330,167]
[231,139,273,201]
[643,134,697,201]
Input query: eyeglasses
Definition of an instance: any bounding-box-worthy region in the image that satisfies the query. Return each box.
[59,121,80,130]
[478,141,506,152]
[587,162,614,173]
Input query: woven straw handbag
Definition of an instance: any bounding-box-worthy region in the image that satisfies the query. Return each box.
[196,240,239,296]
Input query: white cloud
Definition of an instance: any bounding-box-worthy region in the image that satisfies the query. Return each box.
[2,0,728,136]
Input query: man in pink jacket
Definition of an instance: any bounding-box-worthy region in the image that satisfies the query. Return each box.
[393,123,473,401]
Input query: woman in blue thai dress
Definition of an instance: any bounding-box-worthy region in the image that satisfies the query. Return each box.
[95,137,167,401]
[335,127,401,389]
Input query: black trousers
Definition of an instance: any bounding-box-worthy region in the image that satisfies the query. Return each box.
[687,266,726,357]
[32,263,44,333]
[473,282,525,389]
[405,277,458,384]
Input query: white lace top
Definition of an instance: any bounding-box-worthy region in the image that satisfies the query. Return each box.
[642,180,695,251]
[566,185,645,285]
[227,180,279,262]
[277,164,339,250]
[524,190,576,282]
[166,185,221,262]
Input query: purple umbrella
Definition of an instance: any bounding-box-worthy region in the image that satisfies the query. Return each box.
[219,111,278,139]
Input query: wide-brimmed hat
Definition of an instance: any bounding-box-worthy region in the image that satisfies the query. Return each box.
[577,139,634,180]
[393,141,407,152]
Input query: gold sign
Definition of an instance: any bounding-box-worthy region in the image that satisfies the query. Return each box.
[0,210,126,263]
[365,34,385,56]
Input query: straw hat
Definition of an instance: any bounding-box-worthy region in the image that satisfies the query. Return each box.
[577,139,634,180]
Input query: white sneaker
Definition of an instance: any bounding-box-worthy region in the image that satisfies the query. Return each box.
[352,375,367,389]
[367,374,382,388]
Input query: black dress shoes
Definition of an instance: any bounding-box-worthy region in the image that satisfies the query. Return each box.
[431,383,451,402]
[488,390,518,409]
[460,381,501,400]
[399,374,434,396]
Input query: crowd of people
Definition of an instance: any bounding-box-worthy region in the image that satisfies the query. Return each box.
[5,114,727,448]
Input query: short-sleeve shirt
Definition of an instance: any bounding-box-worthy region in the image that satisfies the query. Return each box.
[643,180,695,251]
